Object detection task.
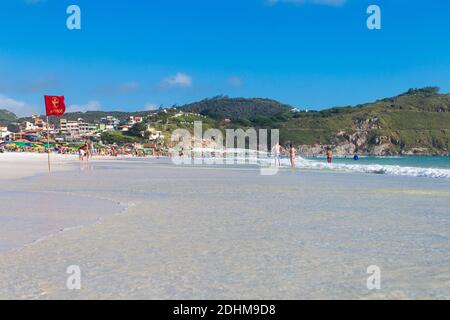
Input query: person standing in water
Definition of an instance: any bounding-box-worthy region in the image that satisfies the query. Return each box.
[326,146,333,164]
[289,144,296,168]
[272,143,283,167]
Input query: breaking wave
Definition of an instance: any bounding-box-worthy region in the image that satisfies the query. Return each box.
[293,158,450,179]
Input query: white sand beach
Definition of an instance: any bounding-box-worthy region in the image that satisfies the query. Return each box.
[0,153,449,299]
[0,153,76,180]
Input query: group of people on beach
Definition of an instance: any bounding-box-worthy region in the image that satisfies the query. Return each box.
[72,138,338,167]
[77,142,159,161]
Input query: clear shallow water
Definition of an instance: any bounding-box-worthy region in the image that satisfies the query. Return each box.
[1,158,449,299]
[0,190,124,253]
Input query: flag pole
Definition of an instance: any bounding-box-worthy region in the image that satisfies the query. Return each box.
[46,115,51,172]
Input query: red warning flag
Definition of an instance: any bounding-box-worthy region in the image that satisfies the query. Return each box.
[44,95,66,117]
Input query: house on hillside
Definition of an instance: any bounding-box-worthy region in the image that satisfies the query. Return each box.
[119,116,145,132]
[100,116,120,130]
[21,121,37,131]
[0,126,11,141]
[59,118,98,141]
[32,115,47,129]
[129,116,144,125]
[146,126,164,141]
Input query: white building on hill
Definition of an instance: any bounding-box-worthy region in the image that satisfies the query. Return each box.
[0,126,11,140]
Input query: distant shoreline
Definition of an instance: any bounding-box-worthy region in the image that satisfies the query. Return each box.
[1,150,449,157]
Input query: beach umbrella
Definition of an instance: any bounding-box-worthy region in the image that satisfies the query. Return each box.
[12,142,32,147]
[43,142,56,148]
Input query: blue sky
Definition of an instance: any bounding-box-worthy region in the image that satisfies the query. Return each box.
[0,0,449,116]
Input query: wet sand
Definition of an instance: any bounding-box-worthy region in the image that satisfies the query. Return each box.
[0,154,449,299]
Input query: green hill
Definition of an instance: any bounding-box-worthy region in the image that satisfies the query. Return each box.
[179,96,293,126]
[0,109,17,126]
[281,87,450,155]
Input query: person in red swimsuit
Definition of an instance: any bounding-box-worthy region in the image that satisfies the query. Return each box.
[327,146,333,164]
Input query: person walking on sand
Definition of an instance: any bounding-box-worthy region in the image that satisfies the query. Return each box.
[327,146,333,164]
[88,141,95,159]
[79,144,88,161]
[289,144,296,168]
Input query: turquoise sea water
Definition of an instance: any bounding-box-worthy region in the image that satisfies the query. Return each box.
[293,156,450,179]
[306,156,450,169]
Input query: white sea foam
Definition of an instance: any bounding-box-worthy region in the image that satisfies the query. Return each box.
[275,157,450,179]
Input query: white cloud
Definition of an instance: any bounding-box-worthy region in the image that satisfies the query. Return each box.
[68,101,102,113]
[144,103,159,111]
[0,94,37,117]
[161,72,193,89]
[267,0,346,6]
[0,94,26,111]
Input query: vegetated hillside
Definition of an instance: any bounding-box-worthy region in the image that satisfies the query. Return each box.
[179,96,294,125]
[281,87,450,155]
[173,88,449,155]
[0,109,17,125]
